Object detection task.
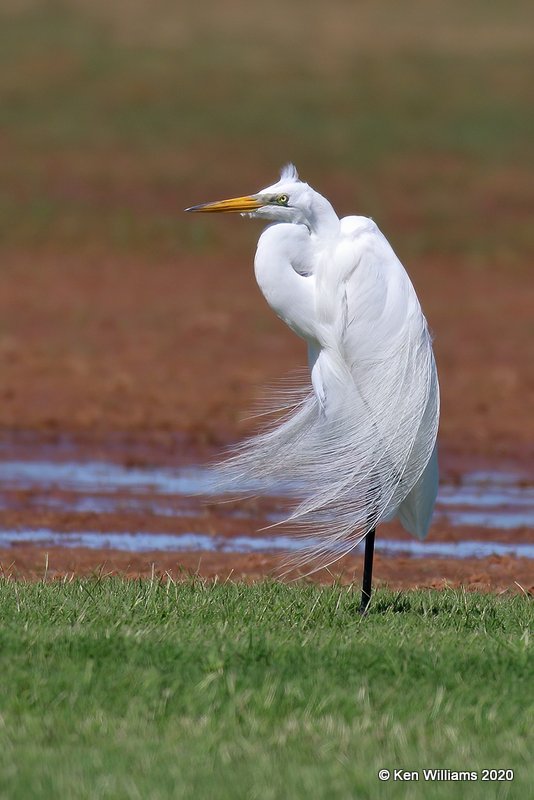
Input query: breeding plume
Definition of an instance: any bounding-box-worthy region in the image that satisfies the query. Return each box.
[187,165,439,611]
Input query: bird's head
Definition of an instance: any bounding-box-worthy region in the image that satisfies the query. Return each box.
[186,164,338,233]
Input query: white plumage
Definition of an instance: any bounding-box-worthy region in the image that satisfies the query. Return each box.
[187,165,440,568]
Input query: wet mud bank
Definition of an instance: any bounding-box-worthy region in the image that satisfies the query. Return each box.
[0,434,532,592]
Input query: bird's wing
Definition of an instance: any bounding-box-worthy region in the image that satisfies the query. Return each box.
[213,215,439,568]
[397,442,439,540]
[309,214,439,539]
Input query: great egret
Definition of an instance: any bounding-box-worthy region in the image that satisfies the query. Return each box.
[186,165,439,612]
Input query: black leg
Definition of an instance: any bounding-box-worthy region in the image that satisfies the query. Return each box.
[359,527,376,615]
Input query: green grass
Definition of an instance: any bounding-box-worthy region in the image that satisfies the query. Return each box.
[0,579,531,799]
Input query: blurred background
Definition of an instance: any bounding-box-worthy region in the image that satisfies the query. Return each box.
[0,0,533,458]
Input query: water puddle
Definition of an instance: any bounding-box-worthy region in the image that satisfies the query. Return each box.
[436,471,534,529]
[0,492,193,519]
[0,456,532,558]
[1,528,533,559]
[0,461,217,496]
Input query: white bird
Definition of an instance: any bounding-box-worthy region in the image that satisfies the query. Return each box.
[186,165,439,611]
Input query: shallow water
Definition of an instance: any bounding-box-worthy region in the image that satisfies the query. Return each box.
[0,460,216,496]
[0,459,532,526]
[0,528,533,559]
[0,456,532,558]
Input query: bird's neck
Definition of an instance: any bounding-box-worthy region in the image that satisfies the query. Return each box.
[307,193,340,240]
[254,223,319,343]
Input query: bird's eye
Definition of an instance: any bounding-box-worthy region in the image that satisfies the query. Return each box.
[277,194,289,206]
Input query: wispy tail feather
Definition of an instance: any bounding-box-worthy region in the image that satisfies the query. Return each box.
[210,328,439,571]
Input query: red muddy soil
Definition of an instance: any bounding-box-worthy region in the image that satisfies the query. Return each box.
[0,246,532,589]
[2,547,532,596]
[0,250,532,457]
[1,482,532,591]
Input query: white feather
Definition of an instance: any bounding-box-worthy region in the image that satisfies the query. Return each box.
[210,174,439,568]
[279,163,299,182]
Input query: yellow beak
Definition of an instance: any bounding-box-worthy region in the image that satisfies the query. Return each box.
[185,195,263,213]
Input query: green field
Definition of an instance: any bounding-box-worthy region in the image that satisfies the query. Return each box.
[0,580,531,798]
[1,0,533,264]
